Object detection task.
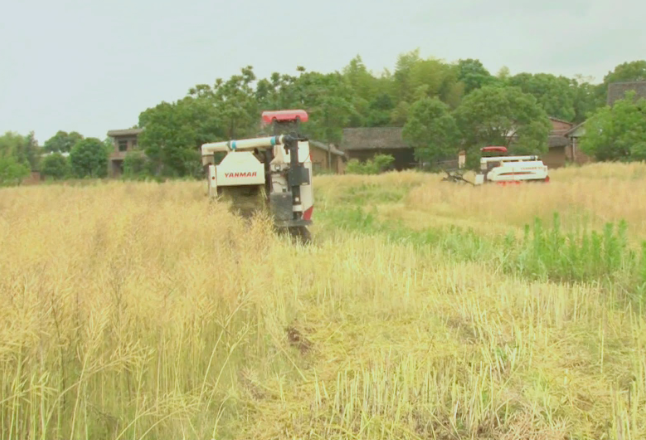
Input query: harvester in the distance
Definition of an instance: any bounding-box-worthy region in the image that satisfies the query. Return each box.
[442,146,550,186]
[200,110,314,243]
[475,146,549,185]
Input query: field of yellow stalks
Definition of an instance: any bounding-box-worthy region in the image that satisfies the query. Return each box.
[1,162,646,440]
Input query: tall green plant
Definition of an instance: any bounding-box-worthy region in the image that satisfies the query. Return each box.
[345,154,394,174]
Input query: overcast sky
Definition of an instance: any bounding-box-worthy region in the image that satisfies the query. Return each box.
[1,0,644,143]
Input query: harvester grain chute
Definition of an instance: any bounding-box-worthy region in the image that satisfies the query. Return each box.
[442,146,550,186]
[201,110,314,243]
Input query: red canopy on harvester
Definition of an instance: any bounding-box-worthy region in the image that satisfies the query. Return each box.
[481,146,507,154]
[261,110,309,125]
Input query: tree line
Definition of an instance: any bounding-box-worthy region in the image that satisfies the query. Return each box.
[0,130,115,185]
[2,52,645,184]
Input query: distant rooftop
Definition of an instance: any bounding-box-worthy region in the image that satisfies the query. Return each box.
[341,127,407,151]
[607,81,646,106]
[107,128,144,137]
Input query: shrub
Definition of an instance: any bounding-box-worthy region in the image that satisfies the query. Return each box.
[0,156,30,186]
[345,154,395,174]
[41,153,71,180]
[123,151,155,180]
[70,138,109,178]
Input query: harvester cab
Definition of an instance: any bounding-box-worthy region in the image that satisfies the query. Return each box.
[474,146,549,186]
[200,110,314,242]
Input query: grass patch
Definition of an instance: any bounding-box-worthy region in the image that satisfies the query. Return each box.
[320,206,646,298]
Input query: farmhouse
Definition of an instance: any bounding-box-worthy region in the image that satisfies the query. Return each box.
[542,117,591,169]
[550,81,646,168]
[105,128,345,177]
[607,81,646,106]
[340,117,586,170]
[106,128,144,177]
[309,140,347,174]
[340,127,416,170]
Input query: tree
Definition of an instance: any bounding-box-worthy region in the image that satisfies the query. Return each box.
[365,93,395,127]
[345,154,394,174]
[603,60,646,85]
[579,91,646,162]
[497,66,511,81]
[41,153,71,180]
[596,60,646,104]
[393,49,423,104]
[571,75,605,123]
[138,97,221,178]
[70,138,109,178]
[456,59,496,94]
[0,156,29,186]
[390,101,410,126]
[0,131,40,171]
[402,97,460,167]
[342,55,378,103]
[210,66,260,139]
[0,132,25,158]
[290,71,360,143]
[123,151,153,179]
[455,85,552,156]
[392,50,464,108]
[44,131,84,153]
[508,73,577,121]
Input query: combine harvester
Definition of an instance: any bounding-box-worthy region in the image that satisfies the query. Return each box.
[442,146,550,186]
[200,110,314,243]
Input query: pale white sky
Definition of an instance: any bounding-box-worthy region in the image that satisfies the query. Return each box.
[1,0,644,143]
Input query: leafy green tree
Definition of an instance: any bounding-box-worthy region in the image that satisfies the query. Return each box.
[290,71,360,143]
[415,58,462,106]
[22,132,41,170]
[596,60,646,104]
[138,96,222,178]
[41,153,71,180]
[70,138,109,178]
[403,97,460,167]
[579,91,646,161]
[365,93,395,127]
[390,101,410,126]
[603,60,646,84]
[0,131,40,170]
[342,55,378,103]
[392,49,463,108]
[345,154,394,174]
[508,73,577,121]
[123,151,154,179]
[0,132,25,158]
[0,156,30,186]
[455,85,552,156]
[497,66,511,81]
[393,49,422,103]
[211,66,260,139]
[44,131,84,153]
[571,75,605,123]
[456,59,496,94]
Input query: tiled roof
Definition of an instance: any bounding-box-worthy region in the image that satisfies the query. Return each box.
[340,127,407,151]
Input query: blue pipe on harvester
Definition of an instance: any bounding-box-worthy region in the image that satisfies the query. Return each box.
[201,135,284,156]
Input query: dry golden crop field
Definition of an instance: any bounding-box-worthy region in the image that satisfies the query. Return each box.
[1,162,646,440]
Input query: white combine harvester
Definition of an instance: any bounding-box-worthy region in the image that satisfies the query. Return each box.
[474,146,550,185]
[200,110,314,242]
[444,146,550,186]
